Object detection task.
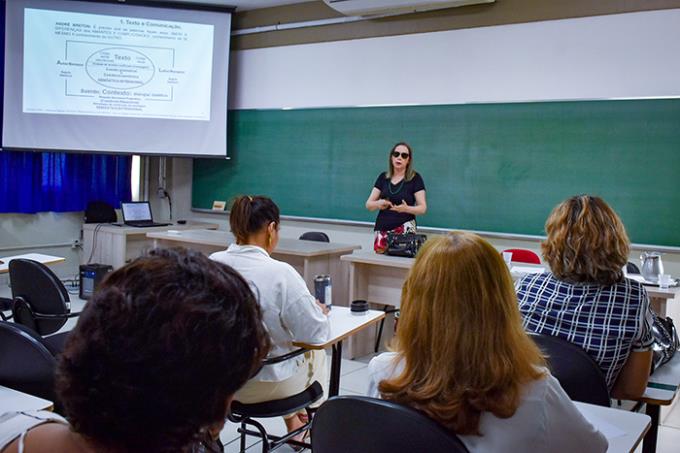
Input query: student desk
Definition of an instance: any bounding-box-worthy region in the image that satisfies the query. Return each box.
[574,401,650,453]
[81,222,218,269]
[0,385,53,412]
[293,306,384,397]
[637,353,680,453]
[0,253,65,274]
[146,229,361,307]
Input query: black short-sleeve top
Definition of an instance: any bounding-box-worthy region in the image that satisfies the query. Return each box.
[373,172,426,231]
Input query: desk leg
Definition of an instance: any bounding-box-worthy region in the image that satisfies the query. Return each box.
[643,403,660,453]
[329,341,343,397]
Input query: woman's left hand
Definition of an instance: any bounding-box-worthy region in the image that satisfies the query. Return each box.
[390,200,410,213]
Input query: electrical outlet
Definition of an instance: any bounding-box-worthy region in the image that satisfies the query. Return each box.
[157,187,167,198]
[71,239,82,249]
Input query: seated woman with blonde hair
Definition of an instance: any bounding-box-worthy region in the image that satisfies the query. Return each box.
[516,195,654,399]
[367,232,607,452]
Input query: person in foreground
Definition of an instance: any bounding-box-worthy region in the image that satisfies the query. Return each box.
[366,142,427,253]
[210,195,330,437]
[367,232,608,452]
[516,195,654,399]
[0,247,270,453]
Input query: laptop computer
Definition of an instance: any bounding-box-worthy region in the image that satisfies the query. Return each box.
[121,202,171,228]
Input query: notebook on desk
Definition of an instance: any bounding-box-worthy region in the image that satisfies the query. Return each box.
[121,202,171,228]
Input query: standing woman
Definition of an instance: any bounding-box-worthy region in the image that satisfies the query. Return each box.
[366,142,427,254]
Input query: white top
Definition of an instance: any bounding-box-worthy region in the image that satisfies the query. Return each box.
[367,352,608,453]
[210,244,330,381]
[0,411,68,452]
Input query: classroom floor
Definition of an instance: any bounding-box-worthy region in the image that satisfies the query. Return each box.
[5,288,680,453]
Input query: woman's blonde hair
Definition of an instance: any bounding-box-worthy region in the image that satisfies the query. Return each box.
[541,195,629,285]
[386,142,416,181]
[379,232,545,435]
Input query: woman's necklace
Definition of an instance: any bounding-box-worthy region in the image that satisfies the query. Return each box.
[389,177,405,195]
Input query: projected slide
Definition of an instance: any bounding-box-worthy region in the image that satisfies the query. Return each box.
[23,8,214,121]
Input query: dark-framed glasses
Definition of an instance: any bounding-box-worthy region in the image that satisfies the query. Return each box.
[392,151,410,159]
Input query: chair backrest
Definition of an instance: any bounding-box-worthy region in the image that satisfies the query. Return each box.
[503,248,541,264]
[626,261,641,274]
[9,259,70,335]
[530,333,610,407]
[311,396,469,453]
[84,200,117,223]
[0,321,57,402]
[299,231,330,242]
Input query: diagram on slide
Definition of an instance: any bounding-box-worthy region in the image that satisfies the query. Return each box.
[23,8,215,121]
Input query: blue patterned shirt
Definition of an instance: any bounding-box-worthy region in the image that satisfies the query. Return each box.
[516,272,654,389]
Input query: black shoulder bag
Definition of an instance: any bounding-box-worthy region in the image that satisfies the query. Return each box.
[386,233,427,258]
[651,315,680,372]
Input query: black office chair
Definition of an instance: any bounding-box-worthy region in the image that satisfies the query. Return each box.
[227,348,323,452]
[9,259,80,354]
[530,333,610,407]
[84,200,117,224]
[298,231,330,242]
[311,396,469,453]
[0,321,58,404]
[627,261,641,274]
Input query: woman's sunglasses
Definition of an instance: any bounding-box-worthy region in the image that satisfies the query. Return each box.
[392,151,410,159]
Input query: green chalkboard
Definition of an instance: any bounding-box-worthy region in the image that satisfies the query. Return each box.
[193,99,680,247]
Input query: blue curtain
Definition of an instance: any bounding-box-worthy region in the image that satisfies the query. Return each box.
[0,1,132,214]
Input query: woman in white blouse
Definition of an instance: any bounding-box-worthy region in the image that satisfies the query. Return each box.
[210,195,330,438]
[367,232,608,453]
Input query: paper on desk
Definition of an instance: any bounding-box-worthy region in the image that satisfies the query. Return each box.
[511,266,546,275]
[578,408,626,440]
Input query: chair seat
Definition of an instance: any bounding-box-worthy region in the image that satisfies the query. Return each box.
[231,381,323,418]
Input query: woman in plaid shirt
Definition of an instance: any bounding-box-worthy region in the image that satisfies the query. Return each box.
[516,195,654,399]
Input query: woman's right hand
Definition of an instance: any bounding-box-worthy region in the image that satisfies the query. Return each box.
[377,199,393,210]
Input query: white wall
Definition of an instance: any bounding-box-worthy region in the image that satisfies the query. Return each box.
[0,212,83,289]
[229,9,680,109]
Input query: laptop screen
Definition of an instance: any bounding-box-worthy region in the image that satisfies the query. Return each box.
[121,202,153,222]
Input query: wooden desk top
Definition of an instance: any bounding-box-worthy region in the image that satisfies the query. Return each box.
[0,386,53,412]
[574,401,650,452]
[83,221,218,236]
[293,306,385,349]
[0,253,65,274]
[340,250,415,269]
[147,229,361,258]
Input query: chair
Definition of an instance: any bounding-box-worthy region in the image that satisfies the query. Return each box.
[84,200,117,224]
[502,248,541,264]
[8,259,80,354]
[311,396,469,453]
[530,333,610,407]
[0,321,58,404]
[227,348,324,452]
[298,231,330,242]
[626,261,641,274]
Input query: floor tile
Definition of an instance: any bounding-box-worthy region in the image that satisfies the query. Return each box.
[661,398,680,429]
[656,425,680,453]
[336,365,371,395]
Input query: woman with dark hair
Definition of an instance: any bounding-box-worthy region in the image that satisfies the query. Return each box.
[516,195,654,399]
[367,232,607,452]
[0,247,270,453]
[365,142,427,254]
[210,195,330,438]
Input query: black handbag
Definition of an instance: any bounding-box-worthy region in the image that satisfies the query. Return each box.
[386,233,427,258]
[651,314,680,372]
